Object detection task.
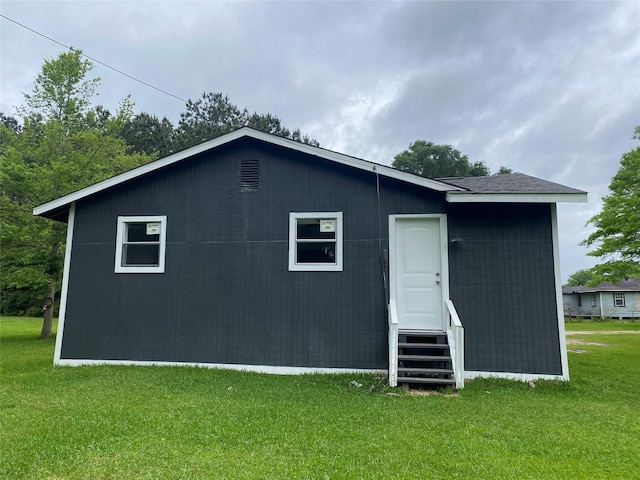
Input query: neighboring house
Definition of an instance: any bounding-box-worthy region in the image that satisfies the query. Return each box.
[34,127,587,387]
[563,280,640,319]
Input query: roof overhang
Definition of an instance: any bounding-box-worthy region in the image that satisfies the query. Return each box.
[34,127,461,218]
[445,192,589,204]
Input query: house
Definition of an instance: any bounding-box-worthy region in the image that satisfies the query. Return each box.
[34,127,587,387]
[563,280,640,319]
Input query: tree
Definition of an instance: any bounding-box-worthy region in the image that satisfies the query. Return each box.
[19,49,99,128]
[121,112,176,157]
[392,140,490,178]
[566,268,595,286]
[0,113,21,135]
[495,166,513,175]
[0,50,151,337]
[581,128,640,284]
[173,92,318,151]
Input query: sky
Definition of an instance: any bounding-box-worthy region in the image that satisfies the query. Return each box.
[1,1,639,283]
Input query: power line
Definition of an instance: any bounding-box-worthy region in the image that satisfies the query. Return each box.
[0,14,188,103]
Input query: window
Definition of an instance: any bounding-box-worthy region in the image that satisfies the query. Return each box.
[578,295,582,307]
[614,292,625,307]
[591,294,597,307]
[289,212,343,271]
[115,216,167,273]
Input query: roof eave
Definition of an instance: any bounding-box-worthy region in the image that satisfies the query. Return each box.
[446,192,588,203]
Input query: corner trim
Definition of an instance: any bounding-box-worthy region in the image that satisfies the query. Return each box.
[551,204,570,381]
[53,202,75,365]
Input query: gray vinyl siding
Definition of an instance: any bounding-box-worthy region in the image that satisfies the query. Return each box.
[563,292,640,318]
[447,203,562,375]
[61,138,444,368]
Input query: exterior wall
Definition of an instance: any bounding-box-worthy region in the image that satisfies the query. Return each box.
[447,203,562,375]
[563,293,600,317]
[61,137,445,369]
[600,292,640,318]
[563,292,640,318]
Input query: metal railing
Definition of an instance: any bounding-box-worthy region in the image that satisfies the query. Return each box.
[445,299,465,389]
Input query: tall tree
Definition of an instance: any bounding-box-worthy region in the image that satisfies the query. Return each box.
[19,49,99,128]
[392,140,490,178]
[581,127,640,284]
[121,112,176,157]
[1,50,151,337]
[566,268,595,286]
[173,92,318,151]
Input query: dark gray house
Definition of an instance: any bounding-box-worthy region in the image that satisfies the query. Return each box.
[34,128,587,387]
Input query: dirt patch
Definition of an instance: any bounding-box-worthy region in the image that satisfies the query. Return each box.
[566,339,608,347]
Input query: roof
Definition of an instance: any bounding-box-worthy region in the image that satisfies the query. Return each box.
[33,127,588,220]
[563,279,640,294]
[441,173,587,203]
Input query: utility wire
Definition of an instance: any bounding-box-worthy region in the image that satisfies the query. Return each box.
[1,14,188,103]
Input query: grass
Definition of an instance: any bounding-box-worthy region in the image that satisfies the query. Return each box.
[1,317,639,479]
[565,319,639,331]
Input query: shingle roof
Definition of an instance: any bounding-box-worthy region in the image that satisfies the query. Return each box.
[438,173,587,195]
[562,279,640,294]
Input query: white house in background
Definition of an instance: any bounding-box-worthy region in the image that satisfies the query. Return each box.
[563,279,640,319]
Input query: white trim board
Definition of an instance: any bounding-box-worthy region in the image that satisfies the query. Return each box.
[34,128,462,217]
[465,370,569,382]
[446,192,588,203]
[53,202,75,364]
[53,358,385,376]
[551,204,570,381]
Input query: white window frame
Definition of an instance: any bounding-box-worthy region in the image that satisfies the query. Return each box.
[115,215,167,273]
[613,292,625,307]
[288,212,343,272]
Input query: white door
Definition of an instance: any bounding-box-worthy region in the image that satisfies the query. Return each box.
[393,217,443,330]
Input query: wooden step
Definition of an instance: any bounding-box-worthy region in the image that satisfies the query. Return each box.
[398,377,456,385]
[398,367,453,375]
[398,354,451,361]
[398,342,449,349]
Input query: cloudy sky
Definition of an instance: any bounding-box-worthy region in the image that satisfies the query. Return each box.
[1,1,638,282]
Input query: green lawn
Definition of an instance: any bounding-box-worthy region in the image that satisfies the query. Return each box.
[565,319,639,331]
[1,317,639,479]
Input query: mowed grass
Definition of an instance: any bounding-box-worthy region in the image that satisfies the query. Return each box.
[1,318,639,479]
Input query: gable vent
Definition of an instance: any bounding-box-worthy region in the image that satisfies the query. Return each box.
[240,159,260,192]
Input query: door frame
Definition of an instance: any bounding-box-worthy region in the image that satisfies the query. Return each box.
[388,214,450,331]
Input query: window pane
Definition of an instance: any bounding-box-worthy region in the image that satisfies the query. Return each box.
[297,219,336,240]
[297,242,336,264]
[123,244,160,266]
[126,223,160,242]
